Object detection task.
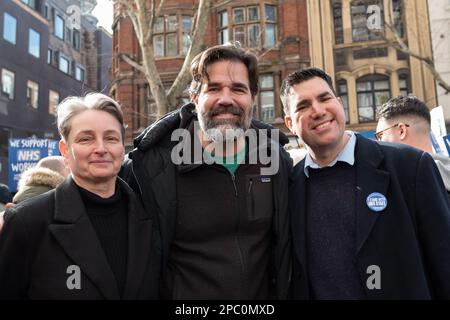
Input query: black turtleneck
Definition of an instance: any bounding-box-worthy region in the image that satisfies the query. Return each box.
[77,183,128,296]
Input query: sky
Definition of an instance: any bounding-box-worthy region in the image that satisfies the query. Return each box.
[91,0,113,34]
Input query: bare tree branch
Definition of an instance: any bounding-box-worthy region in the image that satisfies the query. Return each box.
[167,0,211,110]
[118,53,145,73]
[384,21,450,94]
[113,0,210,117]
[155,0,165,21]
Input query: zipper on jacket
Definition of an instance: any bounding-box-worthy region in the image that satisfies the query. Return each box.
[231,174,238,196]
[230,173,247,298]
[248,179,255,219]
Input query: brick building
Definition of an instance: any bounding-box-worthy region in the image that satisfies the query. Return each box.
[111,0,310,147]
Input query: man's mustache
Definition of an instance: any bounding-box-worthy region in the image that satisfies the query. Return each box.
[208,105,244,117]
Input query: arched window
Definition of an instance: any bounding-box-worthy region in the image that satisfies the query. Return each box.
[356,74,390,122]
[337,79,349,123]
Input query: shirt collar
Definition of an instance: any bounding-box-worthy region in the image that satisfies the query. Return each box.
[304,131,356,178]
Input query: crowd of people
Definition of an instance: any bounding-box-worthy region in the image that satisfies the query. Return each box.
[0,43,449,300]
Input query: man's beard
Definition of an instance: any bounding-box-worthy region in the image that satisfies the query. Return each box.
[198,105,253,143]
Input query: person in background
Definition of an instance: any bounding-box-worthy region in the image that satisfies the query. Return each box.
[376,95,450,196]
[0,93,160,299]
[0,184,11,212]
[13,156,70,204]
[282,67,450,299]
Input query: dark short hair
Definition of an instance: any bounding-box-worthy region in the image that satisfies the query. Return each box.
[189,43,259,97]
[376,95,431,125]
[281,67,336,115]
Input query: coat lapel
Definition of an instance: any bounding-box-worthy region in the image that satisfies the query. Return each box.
[48,178,120,299]
[120,178,154,300]
[354,135,390,254]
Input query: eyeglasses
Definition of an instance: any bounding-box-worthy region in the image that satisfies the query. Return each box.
[375,123,409,141]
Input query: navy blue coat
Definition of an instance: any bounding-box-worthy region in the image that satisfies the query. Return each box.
[290,134,450,299]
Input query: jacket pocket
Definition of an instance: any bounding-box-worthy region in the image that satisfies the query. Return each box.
[246,175,273,221]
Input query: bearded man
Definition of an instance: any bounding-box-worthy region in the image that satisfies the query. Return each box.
[121,44,292,299]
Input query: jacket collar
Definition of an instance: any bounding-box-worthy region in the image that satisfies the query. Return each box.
[49,176,153,299]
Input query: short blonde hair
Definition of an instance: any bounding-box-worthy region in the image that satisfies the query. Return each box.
[56,93,125,142]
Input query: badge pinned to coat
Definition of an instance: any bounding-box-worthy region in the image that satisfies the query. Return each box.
[366,192,388,212]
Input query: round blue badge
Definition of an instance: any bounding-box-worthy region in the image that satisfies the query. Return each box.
[366,192,388,212]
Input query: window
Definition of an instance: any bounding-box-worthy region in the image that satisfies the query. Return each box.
[3,13,17,45]
[152,14,193,57]
[392,0,404,38]
[264,5,277,47]
[72,29,81,50]
[75,66,85,82]
[396,49,408,61]
[356,74,390,122]
[59,55,69,74]
[28,28,40,58]
[47,48,52,64]
[234,8,244,23]
[259,74,275,123]
[182,16,192,55]
[248,24,260,48]
[49,90,59,115]
[75,66,84,81]
[337,79,349,123]
[27,80,39,109]
[399,73,409,95]
[332,0,344,44]
[351,0,384,42]
[1,69,15,99]
[65,27,71,43]
[153,35,164,57]
[248,6,259,21]
[353,47,387,59]
[44,5,49,19]
[218,11,229,44]
[54,14,65,39]
[334,50,346,66]
[220,5,277,48]
[166,33,177,56]
[234,26,245,45]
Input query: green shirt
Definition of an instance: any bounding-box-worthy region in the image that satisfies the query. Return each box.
[204,143,248,176]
